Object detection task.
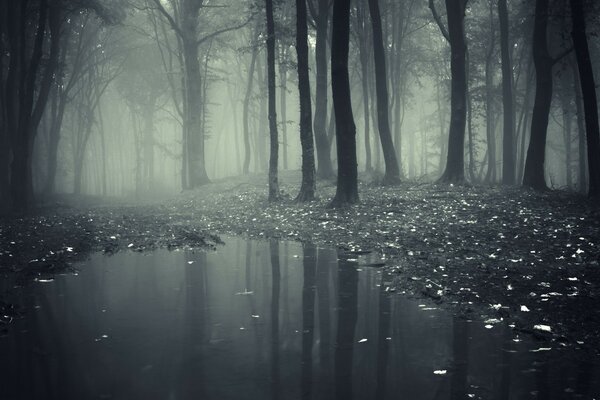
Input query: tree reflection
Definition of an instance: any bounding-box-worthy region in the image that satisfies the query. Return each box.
[270,240,281,400]
[316,247,331,375]
[335,253,358,400]
[450,316,469,400]
[301,243,317,399]
[375,272,391,400]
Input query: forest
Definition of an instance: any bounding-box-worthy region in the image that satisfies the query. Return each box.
[1,0,600,399]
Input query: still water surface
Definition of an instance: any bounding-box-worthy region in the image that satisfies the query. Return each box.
[0,237,598,399]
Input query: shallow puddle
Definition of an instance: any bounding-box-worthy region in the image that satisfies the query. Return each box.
[0,237,598,399]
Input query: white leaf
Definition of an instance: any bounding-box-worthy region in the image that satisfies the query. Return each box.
[533,324,551,332]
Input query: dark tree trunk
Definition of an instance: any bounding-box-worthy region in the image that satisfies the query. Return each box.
[498,0,515,185]
[368,0,400,184]
[265,0,280,201]
[279,54,288,170]
[570,0,600,197]
[295,0,316,202]
[438,0,468,183]
[6,0,60,212]
[516,60,534,182]
[523,0,552,191]
[467,51,476,182]
[243,42,259,175]
[485,48,496,183]
[329,0,358,207]
[182,36,209,187]
[572,63,588,193]
[357,3,372,173]
[313,0,335,179]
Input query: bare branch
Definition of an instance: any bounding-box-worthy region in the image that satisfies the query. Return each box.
[428,0,449,42]
[150,0,184,39]
[196,12,255,46]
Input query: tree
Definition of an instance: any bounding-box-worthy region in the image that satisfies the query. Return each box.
[329,0,359,207]
[368,0,400,184]
[498,0,515,185]
[150,0,250,189]
[3,0,61,211]
[265,0,280,201]
[310,0,335,179]
[522,0,553,190]
[429,0,469,183]
[355,1,372,173]
[294,0,316,201]
[570,0,600,197]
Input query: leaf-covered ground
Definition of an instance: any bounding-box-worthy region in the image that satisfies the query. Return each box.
[1,172,599,350]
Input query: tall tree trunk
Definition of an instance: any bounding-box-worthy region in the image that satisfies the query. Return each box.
[572,63,588,193]
[498,0,515,185]
[523,0,552,191]
[485,51,496,183]
[467,50,476,182]
[295,0,316,202]
[279,56,289,170]
[330,0,359,207]
[357,3,372,173]
[570,0,600,197]
[183,37,209,187]
[265,0,280,201]
[368,0,400,184]
[516,60,534,182]
[313,0,335,179]
[243,42,259,175]
[438,0,468,183]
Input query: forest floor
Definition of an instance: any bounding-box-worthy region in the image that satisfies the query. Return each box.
[1,171,599,352]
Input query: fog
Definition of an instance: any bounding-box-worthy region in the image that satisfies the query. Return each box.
[2,0,600,210]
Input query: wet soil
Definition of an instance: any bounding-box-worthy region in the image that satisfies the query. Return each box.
[1,172,599,351]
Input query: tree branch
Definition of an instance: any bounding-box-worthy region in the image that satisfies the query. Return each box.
[428,0,449,42]
[196,13,255,46]
[150,0,184,39]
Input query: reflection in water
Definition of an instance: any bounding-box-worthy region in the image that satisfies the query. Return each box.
[301,243,316,399]
[335,253,358,400]
[270,240,280,400]
[0,236,599,400]
[375,272,391,400]
[450,317,469,400]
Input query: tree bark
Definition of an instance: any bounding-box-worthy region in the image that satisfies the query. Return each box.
[523,0,552,191]
[357,3,372,173]
[438,0,468,183]
[295,0,316,202]
[498,0,515,185]
[265,0,280,201]
[368,0,400,184]
[243,40,259,175]
[572,62,588,193]
[313,0,335,179]
[570,0,600,197]
[329,0,359,207]
[182,11,210,187]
